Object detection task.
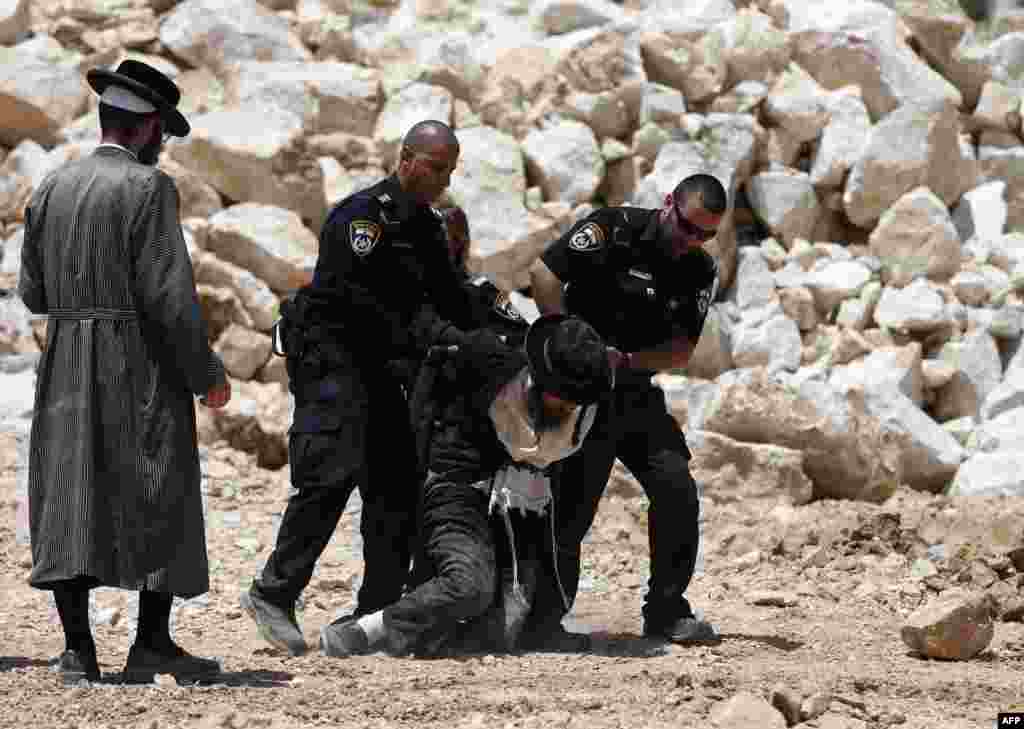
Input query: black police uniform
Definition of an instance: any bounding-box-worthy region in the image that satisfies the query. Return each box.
[531,205,718,636]
[253,174,476,618]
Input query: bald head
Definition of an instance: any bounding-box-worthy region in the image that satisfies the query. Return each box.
[401,120,459,158]
[397,120,461,205]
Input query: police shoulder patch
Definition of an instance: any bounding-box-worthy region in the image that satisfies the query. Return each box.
[493,291,525,322]
[350,219,382,256]
[569,222,605,252]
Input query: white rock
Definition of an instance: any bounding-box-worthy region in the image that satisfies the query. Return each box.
[746,167,821,247]
[522,118,605,206]
[717,8,790,85]
[761,63,831,143]
[170,103,325,230]
[844,102,977,229]
[950,452,1024,497]
[952,271,991,307]
[530,0,627,36]
[731,311,804,373]
[373,82,454,168]
[0,44,91,147]
[728,247,777,310]
[861,388,965,492]
[953,181,1007,244]
[980,365,1024,421]
[206,204,318,294]
[830,343,924,405]
[933,329,1004,421]
[873,280,954,333]
[638,82,686,127]
[809,88,872,189]
[805,260,873,315]
[790,12,962,122]
[868,187,963,287]
[225,61,383,137]
[159,0,310,72]
[978,141,1024,233]
[973,407,1024,453]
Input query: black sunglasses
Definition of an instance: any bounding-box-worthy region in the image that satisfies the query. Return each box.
[672,198,717,241]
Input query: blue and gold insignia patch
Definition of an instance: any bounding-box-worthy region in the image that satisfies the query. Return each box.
[569,222,605,252]
[350,219,382,256]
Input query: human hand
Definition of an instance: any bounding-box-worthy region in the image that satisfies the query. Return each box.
[606,347,632,370]
[200,380,232,409]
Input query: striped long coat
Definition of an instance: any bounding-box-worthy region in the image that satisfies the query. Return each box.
[18,145,225,599]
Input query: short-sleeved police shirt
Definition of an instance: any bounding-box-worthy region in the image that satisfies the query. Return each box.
[305,175,471,360]
[541,206,718,354]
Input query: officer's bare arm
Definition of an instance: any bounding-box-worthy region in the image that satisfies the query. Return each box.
[527,258,567,315]
[628,335,696,372]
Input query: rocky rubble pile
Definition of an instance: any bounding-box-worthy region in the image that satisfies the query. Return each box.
[1,0,1024,492]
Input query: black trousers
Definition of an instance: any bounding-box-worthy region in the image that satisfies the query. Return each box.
[534,376,701,628]
[383,479,496,650]
[254,369,419,615]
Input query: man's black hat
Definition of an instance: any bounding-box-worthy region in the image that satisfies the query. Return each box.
[86,59,190,137]
[525,314,613,405]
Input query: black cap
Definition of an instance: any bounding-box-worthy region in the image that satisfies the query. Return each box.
[525,314,612,405]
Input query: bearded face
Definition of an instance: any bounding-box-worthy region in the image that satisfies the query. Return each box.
[137,123,163,166]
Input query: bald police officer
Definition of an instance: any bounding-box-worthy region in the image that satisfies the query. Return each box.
[242,121,479,655]
[524,173,727,648]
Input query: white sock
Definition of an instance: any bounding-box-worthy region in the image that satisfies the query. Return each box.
[356,610,386,646]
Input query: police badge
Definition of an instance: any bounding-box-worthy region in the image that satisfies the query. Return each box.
[350,220,382,256]
[493,291,525,322]
[568,222,605,252]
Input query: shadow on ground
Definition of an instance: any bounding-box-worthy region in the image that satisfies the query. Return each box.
[0,656,52,672]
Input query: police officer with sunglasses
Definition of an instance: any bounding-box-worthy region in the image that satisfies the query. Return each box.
[522,173,727,650]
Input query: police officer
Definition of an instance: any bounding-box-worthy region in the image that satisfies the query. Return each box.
[523,173,728,648]
[440,205,529,347]
[241,120,479,656]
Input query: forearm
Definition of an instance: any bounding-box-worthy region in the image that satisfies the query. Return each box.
[626,337,695,372]
[527,259,566,315]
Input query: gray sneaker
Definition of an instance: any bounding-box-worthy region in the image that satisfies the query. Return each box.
[319,619,371,658]
[240,585,307,656]
[643,615,720,645]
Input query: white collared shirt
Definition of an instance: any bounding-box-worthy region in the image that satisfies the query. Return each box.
[96,142,138,161]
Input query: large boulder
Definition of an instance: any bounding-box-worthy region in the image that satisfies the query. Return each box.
[206,203,318,294]
[688,429,814,506]
[159,0,311,75]
[0,44,91,147]
[695,368,905,501]
[844,101,978,229]
[868,187,964,287]
[169,103,326,231]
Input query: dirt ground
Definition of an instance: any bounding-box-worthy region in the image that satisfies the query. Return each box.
[2,437,1023,729]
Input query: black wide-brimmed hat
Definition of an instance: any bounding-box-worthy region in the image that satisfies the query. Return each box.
[525,314,613,405]
[86,59,190,137]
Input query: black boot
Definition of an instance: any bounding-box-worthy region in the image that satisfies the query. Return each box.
[123,591,220,685]
[53,581,100,684]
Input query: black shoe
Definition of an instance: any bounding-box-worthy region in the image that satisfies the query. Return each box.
[240,584,307,656]
[644,615,720,645]
[122,642,220,685]
[319,618,372,658]
[54,648,101,685]
[518,622,591,653]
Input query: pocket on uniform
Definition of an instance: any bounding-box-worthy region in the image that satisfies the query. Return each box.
[287,410,365,487]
